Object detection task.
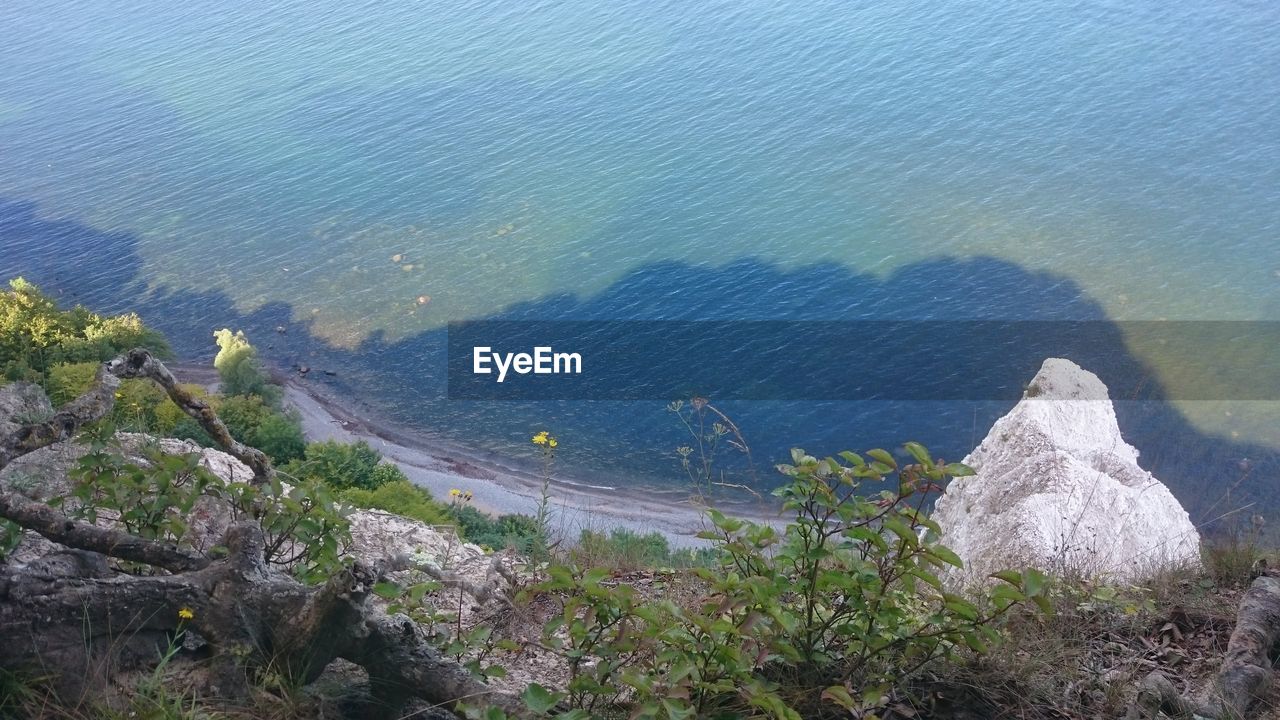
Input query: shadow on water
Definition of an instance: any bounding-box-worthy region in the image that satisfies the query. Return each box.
[0,196,1273,529]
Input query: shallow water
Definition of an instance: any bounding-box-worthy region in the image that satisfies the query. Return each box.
[1,0,1278,510]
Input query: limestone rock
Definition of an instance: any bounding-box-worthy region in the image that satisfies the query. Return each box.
[0,382,52,439]
[932,358,1201,585]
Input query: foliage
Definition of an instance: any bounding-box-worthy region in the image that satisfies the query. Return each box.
[213,328,279,405]
[570,529,717,571]
[170,417,216,447]
[46,361,188,434]
[447,504,542,552]
[215,394,305,464]
[342,479,452,526]
[0,277,169,384]
[377,576,517,684]
[60,422,350,582]
[280,439,406,492]
[61,425,220,555]
[525,444,1049,719]
[0,519,22,562]
[223,474,351,583]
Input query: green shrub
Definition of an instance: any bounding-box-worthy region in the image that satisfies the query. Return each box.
[215,394,305,464]
[46,361,175,433]
[251,411,306,465]
[65,422,350,582]
[281,440,406,492]
[213,328,279,404]
[343,480,452,526]
[448,504,540,551]
[0,277,169,382]
[528,444,1051,719]
[571,528,716,571]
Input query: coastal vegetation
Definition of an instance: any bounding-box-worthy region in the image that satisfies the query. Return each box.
[1,281,1278,720]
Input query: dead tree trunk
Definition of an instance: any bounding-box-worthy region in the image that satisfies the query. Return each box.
[0,349,524,717]
[1132,571,1280,719]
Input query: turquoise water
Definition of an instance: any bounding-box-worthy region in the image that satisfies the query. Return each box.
[2,0,1279,508]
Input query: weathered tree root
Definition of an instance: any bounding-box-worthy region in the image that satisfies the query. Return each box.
[1130,573,1280,719]
[0,350,526,717]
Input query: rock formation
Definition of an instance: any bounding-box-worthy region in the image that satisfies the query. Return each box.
[932,358,1201,585]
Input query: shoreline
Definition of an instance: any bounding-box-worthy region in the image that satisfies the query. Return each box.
[172,363,780,548]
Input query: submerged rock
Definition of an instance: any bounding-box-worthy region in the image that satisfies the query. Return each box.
[932,358,1201,585]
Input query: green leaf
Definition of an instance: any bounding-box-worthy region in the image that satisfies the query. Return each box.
[909,567,944,591]
[371,581,400,600]
[929,545,964,569]
[867,448,897,468]
[944,597,979,621]
[944,462,976,477]
[961,631,988,653]
[990,569,1023,587]
[882,516,918,547]
[839,451,866,467]
[521,683,562,715]
[903,441,932,465]
[1022,568,1047,597]
[1033,594,1054,616]
[821,685,858,710]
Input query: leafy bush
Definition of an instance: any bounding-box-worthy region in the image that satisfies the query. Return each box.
[448,504,540,552]
[281,440,407,492]
[525,444,1050,719]
[343,480,452,526]
[0,277,169,383]
[215,394,306,464]
[571,529,717,571]
[46,361,181,434]
[251,411,307,464]
[213,328,279,404]
[62,422,350,582]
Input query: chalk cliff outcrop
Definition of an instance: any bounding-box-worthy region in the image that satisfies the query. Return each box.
[932,358,1201,585]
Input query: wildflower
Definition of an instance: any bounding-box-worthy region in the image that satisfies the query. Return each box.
[449,488,462,498]
[548,438,558,448]
[463,490,474,501]
[178,607,194,621]
[532,431,549,446]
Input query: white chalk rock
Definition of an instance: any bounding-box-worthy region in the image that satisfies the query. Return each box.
[932,358,1200,585]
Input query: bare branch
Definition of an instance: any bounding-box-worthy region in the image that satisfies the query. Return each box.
[0,364,118,470]
[107,348,274,483]
[0,489,210,572]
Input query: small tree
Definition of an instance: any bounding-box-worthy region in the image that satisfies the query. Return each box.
[213,328,279,404]
[282,439,405,492]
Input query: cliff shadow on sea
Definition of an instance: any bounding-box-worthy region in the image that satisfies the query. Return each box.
[1,194,1274,531]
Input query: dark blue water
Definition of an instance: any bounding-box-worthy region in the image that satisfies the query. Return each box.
[2,0,1278,515]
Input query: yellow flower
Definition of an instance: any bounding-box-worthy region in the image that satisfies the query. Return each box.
[449,488,462,498]
[178,607,194,621]
[532,431,548,446]
[548,438,558,448]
